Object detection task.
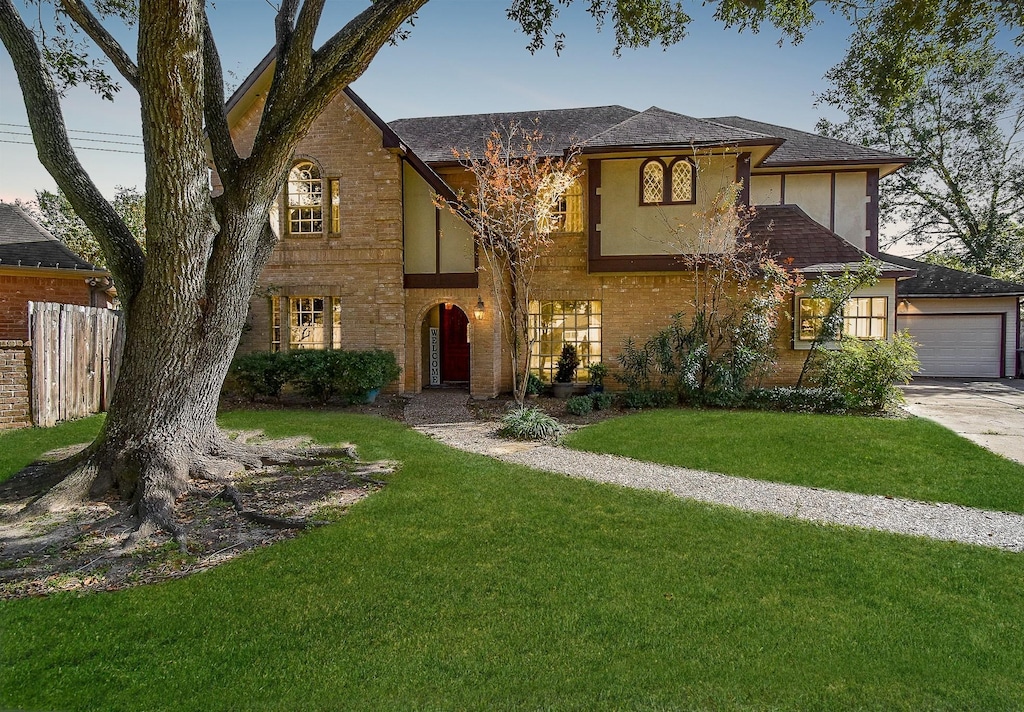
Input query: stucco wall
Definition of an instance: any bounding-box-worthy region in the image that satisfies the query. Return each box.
[599,155,738,256]
[749,170,870,249]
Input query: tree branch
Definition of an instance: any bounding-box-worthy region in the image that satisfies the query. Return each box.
[0,0,144,302]
[200,5,238,181]
[58,0,140,91]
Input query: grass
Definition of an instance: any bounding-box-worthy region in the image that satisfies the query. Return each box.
[0,410,1021,710]
[565,409,1024,514]
[0,414,104,485]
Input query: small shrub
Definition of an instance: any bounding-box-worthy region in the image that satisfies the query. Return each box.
[566,395,594,416]
[622,389,674,409]
[496,406,563,440]
[586,362,609,390]
[591,392,616,411]
[744,387,846,414]
[286,348,402,404]
[230,351,294,400]
[555,344,581,383]
[817,331,920,411]
[526,372,544,396]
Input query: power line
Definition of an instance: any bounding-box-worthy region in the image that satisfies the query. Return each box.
[0,122,142,140]
[0,129,142,147]
[0,138,143,155]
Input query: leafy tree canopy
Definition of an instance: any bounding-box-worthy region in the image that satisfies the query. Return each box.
[819,39,1024,281]
[24,186,145,268]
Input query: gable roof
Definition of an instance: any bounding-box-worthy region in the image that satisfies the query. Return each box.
[583,107,779,152]
[0,203,101,272]
[746,205,913,277]
[707,116,913,169]
[879,253,1024,297]
[389,105,639,163]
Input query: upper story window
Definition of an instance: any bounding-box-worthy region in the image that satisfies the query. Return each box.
[640,157,696,206]
[288,160,323,234]
[551,180,584,233]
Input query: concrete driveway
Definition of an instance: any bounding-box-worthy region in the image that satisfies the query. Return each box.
[901,379,1024,465]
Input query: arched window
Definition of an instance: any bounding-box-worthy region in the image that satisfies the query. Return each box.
[287,160,323,234]
[670,158,695,203]
[640,159,665,205]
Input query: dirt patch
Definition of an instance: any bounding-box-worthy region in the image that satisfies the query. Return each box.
[0,434,396,600]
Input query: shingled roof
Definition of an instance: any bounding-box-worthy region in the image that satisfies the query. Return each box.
[707,116,913,167]
[879,253,1024,297]
[389,105,639,163]
[582,107,777,151]
[0,203,101,272]
[746,205,912,277]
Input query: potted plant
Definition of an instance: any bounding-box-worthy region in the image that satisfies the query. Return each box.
[525,372,544,399]
[552,343,580,399]
[586,362,608,394]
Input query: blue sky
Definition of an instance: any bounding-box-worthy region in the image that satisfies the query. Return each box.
[0,0,857,203]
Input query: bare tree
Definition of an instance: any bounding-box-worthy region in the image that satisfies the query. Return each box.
[439,123,580,404]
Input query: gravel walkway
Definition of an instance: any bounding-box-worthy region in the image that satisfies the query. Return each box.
[415,420,1024,552]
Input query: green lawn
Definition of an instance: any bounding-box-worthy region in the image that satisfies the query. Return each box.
[0,414,104,485]
[1,410,1022,710]
[565,409,1024,514]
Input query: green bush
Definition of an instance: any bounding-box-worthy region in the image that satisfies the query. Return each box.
[744,387,847,414]
[817,331,920,411]
[496,406,562,440]
[282,349,402,404]
[591,392,616,411]
[526,372,544,396]
[566,395,594,416]
[229,351,294,400]
[622,389,675,410]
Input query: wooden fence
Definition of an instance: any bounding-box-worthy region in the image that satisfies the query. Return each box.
[28,301,124,427]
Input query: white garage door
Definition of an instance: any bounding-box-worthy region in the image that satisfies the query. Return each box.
[900,314,1002,377]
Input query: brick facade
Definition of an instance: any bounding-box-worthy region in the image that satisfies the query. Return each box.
[234,89,889,398]
[0,272,92,341]
[0,340,31,430]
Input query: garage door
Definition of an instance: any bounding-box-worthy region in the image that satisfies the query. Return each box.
[899,314,1003,377]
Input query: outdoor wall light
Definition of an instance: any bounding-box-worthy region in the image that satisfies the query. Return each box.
[474,296,485,321]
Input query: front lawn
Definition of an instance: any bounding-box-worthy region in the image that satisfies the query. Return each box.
[565,409,1024,514]
[1,410,1022,710]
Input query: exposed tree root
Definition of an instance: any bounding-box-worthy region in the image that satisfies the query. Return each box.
[1,431,395,599]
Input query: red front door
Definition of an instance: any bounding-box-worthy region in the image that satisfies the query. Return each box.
[440,305,470,382]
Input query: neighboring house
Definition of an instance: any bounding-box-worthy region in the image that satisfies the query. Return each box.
[879,254,1024,378]
[0,203,113,340]
[226,56,1013,396]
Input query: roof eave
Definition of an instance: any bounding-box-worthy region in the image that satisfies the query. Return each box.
[580,137,785,155]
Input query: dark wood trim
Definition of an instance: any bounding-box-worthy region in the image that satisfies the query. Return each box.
[779,173,786,204]
[759,157,914,169]
[588,159,602,263]
[404,273,478,289]
[736,152,751,206]
[589,254,690,273]
[342,87,403,149]
[434,207,441,275]
[829,172,836,232]
[895,310,1009,378]
[866,168,880,255]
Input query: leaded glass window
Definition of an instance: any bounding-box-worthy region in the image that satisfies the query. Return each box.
[641,160,665,205]
[670,159,694,203]
[287,160,323,234]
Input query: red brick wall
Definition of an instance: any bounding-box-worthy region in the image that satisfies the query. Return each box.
[0,340,31,430]
[0,273,92,341]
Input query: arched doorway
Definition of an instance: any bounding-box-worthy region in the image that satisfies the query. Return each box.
[422,303,470,388]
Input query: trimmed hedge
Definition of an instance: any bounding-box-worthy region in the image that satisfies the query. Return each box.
[229,349,400,404]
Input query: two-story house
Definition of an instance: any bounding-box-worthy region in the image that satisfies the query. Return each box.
[227,54,1024,394]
